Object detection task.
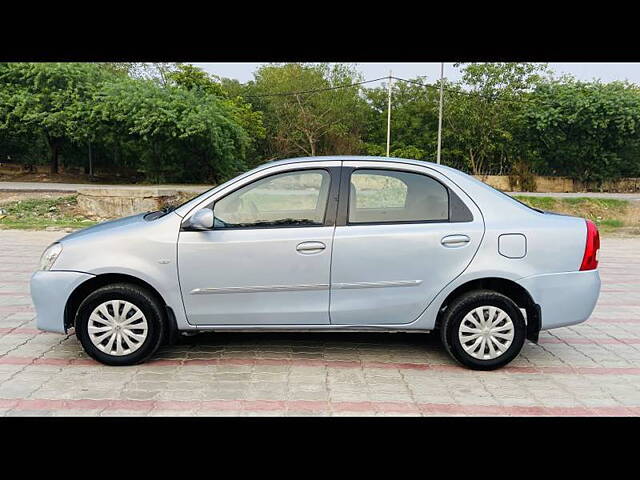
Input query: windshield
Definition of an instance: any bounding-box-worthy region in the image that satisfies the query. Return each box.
[144,191,206,221]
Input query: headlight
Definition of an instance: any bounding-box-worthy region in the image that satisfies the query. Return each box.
[39,243,63,271]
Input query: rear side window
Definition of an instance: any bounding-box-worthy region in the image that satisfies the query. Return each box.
[348,169,449,224]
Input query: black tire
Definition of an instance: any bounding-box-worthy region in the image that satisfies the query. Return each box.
[439,289,526,370]
[75,283,165,366]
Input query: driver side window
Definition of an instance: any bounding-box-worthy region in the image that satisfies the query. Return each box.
[213,169,331,229]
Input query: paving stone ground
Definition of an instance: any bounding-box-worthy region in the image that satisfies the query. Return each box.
[0,229,639,416]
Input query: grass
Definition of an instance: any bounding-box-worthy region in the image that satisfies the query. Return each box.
[514,196,628,211]
[598,219,625,228]
[0,195,98,230]
[513,196,635,234]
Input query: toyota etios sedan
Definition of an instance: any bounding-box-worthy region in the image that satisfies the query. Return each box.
[31,156,601,370]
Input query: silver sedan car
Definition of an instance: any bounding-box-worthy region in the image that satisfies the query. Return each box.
[31,156,601,370]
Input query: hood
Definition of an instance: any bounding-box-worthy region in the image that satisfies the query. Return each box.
[59,213,147,242]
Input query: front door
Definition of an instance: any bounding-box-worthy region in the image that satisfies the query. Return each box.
[178,165,340,325]
[329,163,484,325]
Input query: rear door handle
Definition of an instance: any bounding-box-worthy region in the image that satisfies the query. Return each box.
[296,241,326,254]
[441,234,471,247]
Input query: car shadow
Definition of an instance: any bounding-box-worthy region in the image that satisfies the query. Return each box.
[172,331,443,350]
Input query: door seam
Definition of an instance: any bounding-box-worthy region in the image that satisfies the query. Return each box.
[327,160,343,324]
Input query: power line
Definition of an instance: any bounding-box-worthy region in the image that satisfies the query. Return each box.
[243,76,389,98]
[240,73,532,107]
[391,76,533,106]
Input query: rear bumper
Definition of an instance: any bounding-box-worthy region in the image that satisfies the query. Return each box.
[30,270,94,334]
[517,269,601,330]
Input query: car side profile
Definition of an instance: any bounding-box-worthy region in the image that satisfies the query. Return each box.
[30,156,601,370]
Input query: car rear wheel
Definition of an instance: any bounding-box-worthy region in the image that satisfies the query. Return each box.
[440,290,526,370]
[75,283,165,366]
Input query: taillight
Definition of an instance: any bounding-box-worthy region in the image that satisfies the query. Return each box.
[579,219,600,271]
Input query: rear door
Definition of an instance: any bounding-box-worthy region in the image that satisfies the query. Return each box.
[329,161,484,325]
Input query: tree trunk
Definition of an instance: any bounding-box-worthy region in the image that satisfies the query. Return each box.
[304,131,316,157]
[50,141,61,175]
[43,131,63,175]
[85,142,93,175]
[469,148,477,175]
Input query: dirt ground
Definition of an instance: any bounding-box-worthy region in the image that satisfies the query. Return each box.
[0,192,65,206]
[548,200,640,237]
[0,192,71,206]
[0,170,151,185]
[0,172,94,184]
[0,192,90,229]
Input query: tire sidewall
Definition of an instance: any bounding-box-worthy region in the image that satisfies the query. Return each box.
[76,285,164,366]
[444,292,526,370]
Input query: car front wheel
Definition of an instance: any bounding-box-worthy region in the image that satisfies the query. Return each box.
[440,290,526,370]
[75,283,165,366]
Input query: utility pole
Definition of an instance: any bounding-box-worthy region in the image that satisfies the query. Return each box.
[436,62,445,165]
[386,70,393,157]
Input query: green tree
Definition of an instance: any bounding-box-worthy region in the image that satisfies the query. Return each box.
[167,64,266,169]
[444,62,549,175]
[522,78,640,183]
[166,64,226,96]
[93,77,250,183]
[97,62,140,77]
[247,63,369,159]
[0,62,110,173]
[363,76,440,160]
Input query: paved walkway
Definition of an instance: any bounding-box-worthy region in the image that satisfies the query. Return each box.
[0,230,639,416]
[0,182,210,193]
[508,191,640,202]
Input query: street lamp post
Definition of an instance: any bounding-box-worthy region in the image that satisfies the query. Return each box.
[436,62,445,165]
[386,70,392,157]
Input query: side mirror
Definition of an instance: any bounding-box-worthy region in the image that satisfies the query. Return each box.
[188,208,214,230]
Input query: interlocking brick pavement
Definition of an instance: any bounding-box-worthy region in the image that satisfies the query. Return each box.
[0,229,639,416]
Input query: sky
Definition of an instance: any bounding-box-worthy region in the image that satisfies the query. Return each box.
[192,62,640,87]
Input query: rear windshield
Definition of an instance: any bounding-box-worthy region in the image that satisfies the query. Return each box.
[494,189,544,213]
[446,167,544,213]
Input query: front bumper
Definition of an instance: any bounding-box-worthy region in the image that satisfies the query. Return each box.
[30,270,94,334]
[517,269,601,331]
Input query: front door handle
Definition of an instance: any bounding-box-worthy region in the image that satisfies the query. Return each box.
[296,241,326,254]
[441,234,471,247]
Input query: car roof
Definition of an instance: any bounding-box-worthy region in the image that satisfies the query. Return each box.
[261,155,461,177]
[265,155,439,168]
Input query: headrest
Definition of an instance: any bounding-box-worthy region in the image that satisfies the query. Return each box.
[349,182,357,209]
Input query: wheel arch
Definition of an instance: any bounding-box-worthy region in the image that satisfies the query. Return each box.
[64,273,178,343]
[435,277,541,342]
